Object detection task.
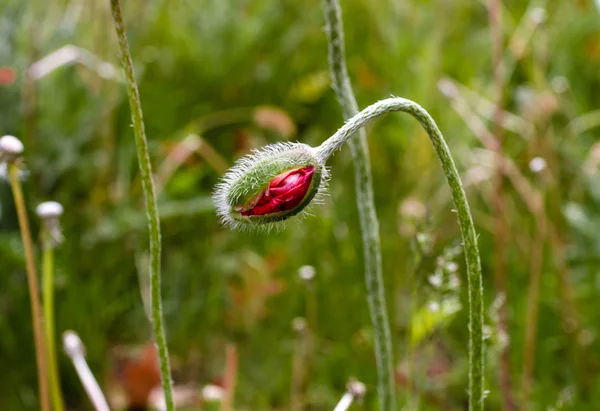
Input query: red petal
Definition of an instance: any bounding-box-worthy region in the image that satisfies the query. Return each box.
[240,166,315,216]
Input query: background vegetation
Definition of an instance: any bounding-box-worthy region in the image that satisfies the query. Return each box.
[2,0,600,409]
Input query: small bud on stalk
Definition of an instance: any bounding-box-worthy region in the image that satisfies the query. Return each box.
[37,201,65,247]
[0,135,28,182]
[0,135,24,163]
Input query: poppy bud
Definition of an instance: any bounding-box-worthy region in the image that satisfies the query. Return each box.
[213,142,327,230]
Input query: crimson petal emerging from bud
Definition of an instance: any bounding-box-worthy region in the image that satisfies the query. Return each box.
[238,166,315,216]
[213,142,327,231]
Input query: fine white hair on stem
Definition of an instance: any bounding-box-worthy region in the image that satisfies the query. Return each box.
[63,331,110,411]
[213,142,329,232]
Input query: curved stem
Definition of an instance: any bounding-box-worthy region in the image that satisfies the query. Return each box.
[316,97,485,411]
[321,1,395,409]
[109,1,174,409]
[9,163,51,411]
[42,234,66,411]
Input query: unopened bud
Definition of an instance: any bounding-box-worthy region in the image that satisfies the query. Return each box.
[214,142,327,230]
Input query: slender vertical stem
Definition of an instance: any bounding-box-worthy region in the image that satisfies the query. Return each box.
[521,205,547,405]
[487,1,515,410]
[317,98,485,411]
[42,234,66,411]
[551,227,588,393]
[221,344,238,411]
[291,318,310,411]
[8,163,51,411]
[108,1,174,409]
[321,1,395,409]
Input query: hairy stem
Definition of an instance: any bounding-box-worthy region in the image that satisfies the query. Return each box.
[321,0,395,409]
[109,1,174,409]
[42,234,65,411]
[9,163,51,411]
[316,97,485,410]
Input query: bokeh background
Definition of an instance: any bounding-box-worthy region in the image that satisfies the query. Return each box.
[2,0,600,409]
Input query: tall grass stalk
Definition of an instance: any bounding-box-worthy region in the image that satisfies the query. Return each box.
[290,317,310,411]
[487,0,515,409]
[221,344,238,411]
[522,212,547,405]
[316,97,485,411]
[321,1,395,408]
[42,232,65,411]
[8,162,51,411]
[109,0,174,409]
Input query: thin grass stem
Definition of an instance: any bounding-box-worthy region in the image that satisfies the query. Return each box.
[321,1,395,408]
[9,162,51,411]
[108,0,174,408]
[42,233,66,411]
[487,0,516,409]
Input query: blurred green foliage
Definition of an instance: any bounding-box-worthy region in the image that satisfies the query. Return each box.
[2,0,600,409]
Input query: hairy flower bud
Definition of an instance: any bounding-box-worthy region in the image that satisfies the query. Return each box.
[213,142,327,230]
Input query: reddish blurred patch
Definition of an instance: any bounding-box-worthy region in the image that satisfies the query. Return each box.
[0,67,16,85]
[114,342,161,409]
[253,106,296,138]
[356,62,381,90]
[234,129,253,154]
